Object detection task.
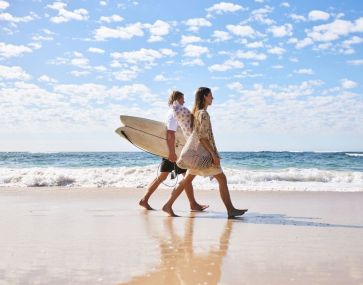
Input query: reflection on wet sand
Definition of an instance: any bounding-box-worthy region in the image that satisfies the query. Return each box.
[120,214,234,285]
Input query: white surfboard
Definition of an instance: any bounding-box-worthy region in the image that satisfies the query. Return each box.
[115,115,186,158]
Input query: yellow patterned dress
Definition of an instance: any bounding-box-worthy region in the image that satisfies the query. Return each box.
[188,109,223,177]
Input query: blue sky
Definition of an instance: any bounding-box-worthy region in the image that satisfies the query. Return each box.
[0,0,362,152]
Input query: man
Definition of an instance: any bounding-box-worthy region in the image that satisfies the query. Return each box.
[139,91,208,211]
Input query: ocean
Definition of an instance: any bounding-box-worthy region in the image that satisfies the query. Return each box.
[0,152,362,191]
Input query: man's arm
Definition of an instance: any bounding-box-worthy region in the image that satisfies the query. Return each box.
[166,130,177,162]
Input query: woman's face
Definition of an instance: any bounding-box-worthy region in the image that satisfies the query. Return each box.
[204,92,214,106]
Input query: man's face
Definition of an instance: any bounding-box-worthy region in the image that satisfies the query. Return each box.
[177,96,185,105]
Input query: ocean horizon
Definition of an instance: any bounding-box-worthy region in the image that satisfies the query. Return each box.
[0,151,362,191]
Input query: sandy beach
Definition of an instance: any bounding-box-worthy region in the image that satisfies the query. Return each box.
[0,188,362,285]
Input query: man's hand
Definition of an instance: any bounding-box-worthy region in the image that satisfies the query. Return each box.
[168,152,177,163]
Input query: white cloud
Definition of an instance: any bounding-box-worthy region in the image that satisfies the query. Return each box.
[38,75,57,83]
[113,67,140,81]
[28,42,42,50]
[32,34,54,41]
[46,52,92,70]
[94,23,144,41]
[70,70,90,77]
[183,45,209,57]
[236,50,267,60]
[267,24,293,37]
[99,14,123,23]
[0,12,34,23]
[287,37,298,44]
[0,82,68,121]
[295,37,313,49]
[94,66,107,72]
[280,2,290,8]
[88,47,105,54]
[294,68,314,75]
[316,43,332,50]
[53,83,153,105]
[0,65,30,80]
[0,42,32,58]
[209,59,244,72]
[0,81,158,134]
[47,1,89,23]
[289,13,306,22]
[227,81,244,92]
[346,59,363,65]
[0,1,9,10]
[308,10,330,21]
[342,36,363,48]
[180,35,202,45]
[207,79,363,137]
[306,18,363,42]
[249,6,275,25]
[267,46,286,55]
[100,1,107,6]
[111,48,175,64]
[272,65,284,69]
[181,58,204,66]
[226,24,255,37]
[246,41,264,48]
[159,48,177,57]
[154,74,166,81]
[206,2,245,15]
[185,18,212,32]
[70,57,89,67]
[145,20,171,42]
[212,30,231,42]
[341,79,357,89]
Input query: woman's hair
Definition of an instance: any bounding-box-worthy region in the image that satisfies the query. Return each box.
[191,87,211,116]
[168,90,184,106]
[191,87,211,128]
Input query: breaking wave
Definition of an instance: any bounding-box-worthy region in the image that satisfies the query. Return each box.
[1,166,362,191]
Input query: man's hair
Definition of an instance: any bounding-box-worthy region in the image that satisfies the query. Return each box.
[168,90,184,106]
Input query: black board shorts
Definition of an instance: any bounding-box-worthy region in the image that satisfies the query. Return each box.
[160,158,187,174]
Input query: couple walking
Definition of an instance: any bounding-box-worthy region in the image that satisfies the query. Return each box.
[139,87,247,218]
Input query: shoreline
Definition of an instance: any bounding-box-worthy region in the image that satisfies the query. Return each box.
[1,186,362,192]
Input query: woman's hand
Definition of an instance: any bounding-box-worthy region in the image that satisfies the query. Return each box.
[212,153,220,166]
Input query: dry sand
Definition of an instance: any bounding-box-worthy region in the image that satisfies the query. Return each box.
[0,188,362,285]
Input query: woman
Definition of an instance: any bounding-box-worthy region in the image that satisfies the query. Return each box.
[162,87,248,218]
[139,90,208,212]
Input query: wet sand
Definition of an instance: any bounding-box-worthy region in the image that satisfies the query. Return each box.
[0,188,362,285]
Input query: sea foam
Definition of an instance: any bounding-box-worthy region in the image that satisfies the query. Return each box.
[0,166,362,191]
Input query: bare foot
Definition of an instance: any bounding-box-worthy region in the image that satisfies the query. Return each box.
[190,204,209,212]
[139,199,155,210]
[162,204,179,217]
[228,208,248,218]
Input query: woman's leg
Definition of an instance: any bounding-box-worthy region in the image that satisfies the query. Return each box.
[214,172,248,218]
[139,172,169,210]
[182,173,209,211]
[162,173,196,217]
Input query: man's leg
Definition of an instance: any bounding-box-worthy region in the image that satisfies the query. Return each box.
[139,172,169,210]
